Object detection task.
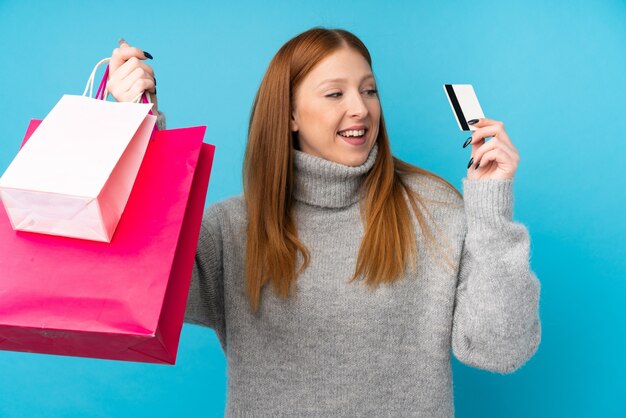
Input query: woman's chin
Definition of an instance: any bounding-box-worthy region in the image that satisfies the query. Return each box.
[331,148,371,167]
[341,157,367,167]
[300,140,373,166]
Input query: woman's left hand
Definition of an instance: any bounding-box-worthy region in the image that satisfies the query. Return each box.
[464,118,519,180]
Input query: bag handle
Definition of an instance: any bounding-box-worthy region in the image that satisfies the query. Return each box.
[82,58,152,105]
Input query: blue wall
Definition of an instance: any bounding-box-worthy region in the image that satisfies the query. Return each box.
[1,0,624,416]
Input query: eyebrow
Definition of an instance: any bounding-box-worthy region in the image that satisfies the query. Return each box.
[317,74,375,88]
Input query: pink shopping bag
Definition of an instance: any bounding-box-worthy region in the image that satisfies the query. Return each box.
[0,96,156,242]
[0,119,215,364]
[0,58,157,243]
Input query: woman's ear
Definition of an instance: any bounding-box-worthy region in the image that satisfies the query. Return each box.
[289,114,298,132]
[290,109,299,132]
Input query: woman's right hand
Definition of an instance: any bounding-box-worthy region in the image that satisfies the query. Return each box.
[107,39,158,112]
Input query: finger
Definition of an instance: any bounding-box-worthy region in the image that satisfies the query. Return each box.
[463,131,486,150]
[472,137,516,165]
[145,78,156,94]
[474,146,517,172]
[115,67,154,95]
[125,78,156,102]
[463,127,497,149]
[471,139,515,162]
[110,57,154,82]
[466,128,487,158]
[465,124,515,150]
[474,120,516,150]
[473,148,501,171]
[108,67,155,101]
[110,45,152,74]
[111,78,155,102]
[468,136,485,154]
[468,138,493,169]
[114,45,151,61]
[467,117,503,128]
[110,39,131,73]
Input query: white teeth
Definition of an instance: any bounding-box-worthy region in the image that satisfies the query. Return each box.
[338,129,366,137]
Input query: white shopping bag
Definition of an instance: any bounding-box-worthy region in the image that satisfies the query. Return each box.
[0,59,157,242]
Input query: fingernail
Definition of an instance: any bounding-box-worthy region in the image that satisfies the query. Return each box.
[143,51,153,59]
[154,87,157,95]
[474,161,480,170]
[462,136,472,148]
[467,157,474,168]
[467,119,479,125]
[154,77,157,86]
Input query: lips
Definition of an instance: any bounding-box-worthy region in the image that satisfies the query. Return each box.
[338,129,366,136]
[337,125,367,134]
[337,131,367,146]
[339,135,367,146]
[336,124,369,146]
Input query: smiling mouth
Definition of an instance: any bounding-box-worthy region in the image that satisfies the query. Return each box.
[337,128,367,139]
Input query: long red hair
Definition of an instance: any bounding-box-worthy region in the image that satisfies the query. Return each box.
[244,28,461,313]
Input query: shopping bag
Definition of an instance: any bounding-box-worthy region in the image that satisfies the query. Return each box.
[0,59,156,242]
[0,119,215,364]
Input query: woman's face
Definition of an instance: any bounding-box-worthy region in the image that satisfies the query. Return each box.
[290,47,381,167]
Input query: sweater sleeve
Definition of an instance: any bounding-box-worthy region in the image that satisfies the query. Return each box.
[184,203,227,351]
[451,178,541,373]
[155,110,166,131]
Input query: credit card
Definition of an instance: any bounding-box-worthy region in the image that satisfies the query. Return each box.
[443,84,485,131]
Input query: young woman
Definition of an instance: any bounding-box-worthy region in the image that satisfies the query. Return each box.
[108,28,540,417]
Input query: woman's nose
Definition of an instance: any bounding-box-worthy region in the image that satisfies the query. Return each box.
[347,92,369,118]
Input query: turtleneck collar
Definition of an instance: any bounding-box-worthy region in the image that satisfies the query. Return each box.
[292,143,379,209]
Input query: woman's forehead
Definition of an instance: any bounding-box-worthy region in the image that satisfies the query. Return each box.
[304,48,374,86]
[316,74,375,89]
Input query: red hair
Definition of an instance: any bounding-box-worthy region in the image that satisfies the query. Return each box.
[244,28,460,313]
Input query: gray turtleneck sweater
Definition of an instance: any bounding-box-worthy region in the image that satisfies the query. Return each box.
[184,143,541,417]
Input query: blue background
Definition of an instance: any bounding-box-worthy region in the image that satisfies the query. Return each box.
[1,0,625,416]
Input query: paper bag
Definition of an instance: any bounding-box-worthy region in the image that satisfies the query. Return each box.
[0,95,156,242]
[0,120,214,364]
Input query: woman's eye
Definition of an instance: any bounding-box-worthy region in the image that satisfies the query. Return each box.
[326,92,342,98]
[363,89,378,96]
